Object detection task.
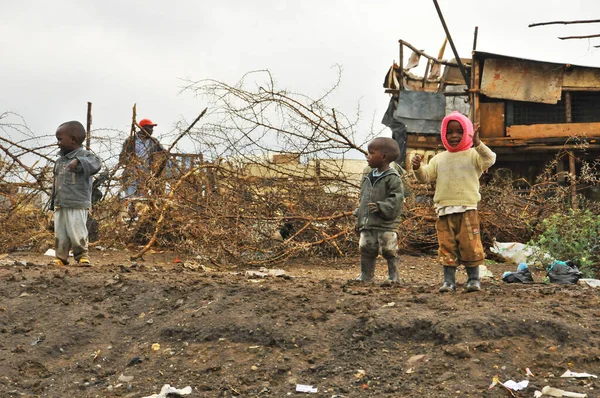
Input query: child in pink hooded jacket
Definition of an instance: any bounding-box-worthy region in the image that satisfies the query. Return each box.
[411,112,496,292]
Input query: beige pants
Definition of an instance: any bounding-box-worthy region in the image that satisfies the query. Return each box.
[54,208,89,263]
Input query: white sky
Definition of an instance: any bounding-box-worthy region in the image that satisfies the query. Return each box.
[2,0,600,153]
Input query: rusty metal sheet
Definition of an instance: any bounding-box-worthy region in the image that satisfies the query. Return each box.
[481,58,563,104]
[563,66,600,88]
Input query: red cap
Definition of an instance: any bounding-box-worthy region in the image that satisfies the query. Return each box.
[139,118,157,127]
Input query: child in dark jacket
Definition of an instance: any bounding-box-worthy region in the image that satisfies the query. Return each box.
[411,112,496,292]
[50,121,102,266]
[355,137,405,282]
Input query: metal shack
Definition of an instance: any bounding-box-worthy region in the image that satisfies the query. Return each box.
[384,40,600,198]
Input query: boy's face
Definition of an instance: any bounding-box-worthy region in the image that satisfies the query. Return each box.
[446,120,464,148]
[367,143,386,170]
[56,127,79,154]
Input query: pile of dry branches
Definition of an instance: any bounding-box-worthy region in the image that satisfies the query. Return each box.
[1,73,599,266]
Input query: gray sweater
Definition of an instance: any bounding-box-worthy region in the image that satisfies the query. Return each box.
[50,147,102,210]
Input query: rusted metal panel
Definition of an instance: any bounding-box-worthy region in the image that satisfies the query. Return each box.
[481,58,563,104]
[507,122,600,139]
[480,103,505,138]
[563,66,600,88]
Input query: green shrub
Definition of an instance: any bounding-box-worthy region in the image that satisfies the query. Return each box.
[528,210,600,278]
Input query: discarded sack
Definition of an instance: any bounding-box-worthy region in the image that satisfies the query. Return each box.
[502,263,534,284]
[547,260,582,284]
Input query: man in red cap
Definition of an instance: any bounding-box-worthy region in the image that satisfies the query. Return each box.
[119,118,166,217]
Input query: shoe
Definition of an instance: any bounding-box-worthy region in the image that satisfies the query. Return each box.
[439,266,456,292]
[356,255,376,282]
[76,257,91,267]
[466,266,481,292]
[52,258,67,267]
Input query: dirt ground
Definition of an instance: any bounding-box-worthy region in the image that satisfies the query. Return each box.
[1,249,600,398]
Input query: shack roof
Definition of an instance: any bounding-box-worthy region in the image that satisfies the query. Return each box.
[473,51,600,70]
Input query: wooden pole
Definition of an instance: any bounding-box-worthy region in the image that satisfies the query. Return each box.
[399,42,404,91]
[86,102,92,150]
[472,26,479,52]
[432,0,471,89]
[568,151,578,210]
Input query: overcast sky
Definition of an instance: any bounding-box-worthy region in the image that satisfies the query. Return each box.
[2,0,600,153]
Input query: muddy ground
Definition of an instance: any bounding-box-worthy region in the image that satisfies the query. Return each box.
[1,249,599,398]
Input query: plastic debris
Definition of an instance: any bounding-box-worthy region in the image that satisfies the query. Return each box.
[560,370,598,378]
[503,379,529,391]
[44,249,73,257]
[479,265,494,279]
[142,384,192,398]
[296,384,318,393]
[118,374,134,382]
[151,343,161,351]
[547,260,582,284]
[534,386,587,397]
[526,367,535,377]
[502,263,534,283]
[245,268,287,278]
[578,279,600,288]
[490,241,553,265]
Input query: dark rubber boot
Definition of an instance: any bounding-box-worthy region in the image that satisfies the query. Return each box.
[439,266,456,292]
[466,266,481,292]
[356,255,376,282]
[387,258,399,282]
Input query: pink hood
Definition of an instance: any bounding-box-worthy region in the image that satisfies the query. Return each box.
[441,111,473,152]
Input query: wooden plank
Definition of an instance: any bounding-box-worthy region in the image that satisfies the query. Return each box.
[507,122,600,138]
[480,102,505,137]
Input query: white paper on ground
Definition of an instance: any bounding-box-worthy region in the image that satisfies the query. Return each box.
[561,370,598,378]
[578,279,600,288]
[503,379,529,390]
[142,384,192,398]
[44,249,73,257]
[296,384,318,393]
[537,385,588,397]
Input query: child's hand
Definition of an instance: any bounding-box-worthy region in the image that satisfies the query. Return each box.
[368,202,378,213]
[473,123,481,147]
[65,159,79,172]
[411,154,423,170]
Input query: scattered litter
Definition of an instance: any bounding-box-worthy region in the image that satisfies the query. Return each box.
[44,249,73,257]
[578,279,600,288]
[488,375,517,396]
[151,343,161,351]
[534,385,587,397]
[118,374,134,382]
[354,369,366,379]
[490,241,552,265]
[502,263,534,284]
[526,367,535,377]
[381,302,396,308]
[503,379,529,391]
[181,261,210,271]
[561,370,597,379]
[295,384,318,393]
[94,246,106,251]
[142,384,192,398]
[405,367,414,374]
[245,268,287,278]
[547,261,582,284]
[479,265,494,279]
